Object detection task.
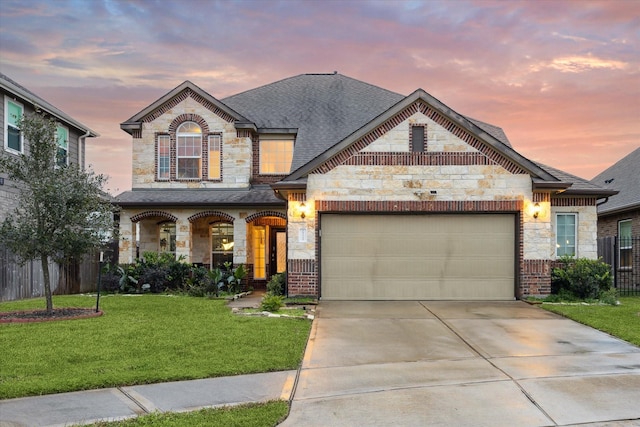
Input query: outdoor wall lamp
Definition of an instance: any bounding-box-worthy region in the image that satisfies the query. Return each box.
[300,202,307,219]
[533,202,541,219]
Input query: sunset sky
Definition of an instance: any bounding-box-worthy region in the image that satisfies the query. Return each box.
[1,0,638,195]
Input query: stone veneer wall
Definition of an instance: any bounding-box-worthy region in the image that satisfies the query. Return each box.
[132,95,252,188]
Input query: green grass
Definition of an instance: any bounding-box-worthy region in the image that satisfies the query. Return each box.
[542,296,640,347]
[86,401,288,427]
[0,295,311,399]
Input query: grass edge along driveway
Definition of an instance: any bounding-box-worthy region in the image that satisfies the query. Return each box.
[0,294,311,399]
[541,296,640,347]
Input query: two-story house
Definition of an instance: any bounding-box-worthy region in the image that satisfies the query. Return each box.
[116,73,614,300]
[1,72,99,300]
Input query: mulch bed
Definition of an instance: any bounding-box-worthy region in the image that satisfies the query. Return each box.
[0,308,103,323]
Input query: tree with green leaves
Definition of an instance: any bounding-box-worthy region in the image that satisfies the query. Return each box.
[0,112,114,313]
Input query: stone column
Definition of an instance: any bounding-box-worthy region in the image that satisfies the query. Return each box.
[118,212,136,264]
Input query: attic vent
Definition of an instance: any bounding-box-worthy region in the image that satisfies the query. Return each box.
[604,178,614,184]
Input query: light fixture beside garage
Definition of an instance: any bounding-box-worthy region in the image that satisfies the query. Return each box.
[533,202,541,219]
[299,201,308,219]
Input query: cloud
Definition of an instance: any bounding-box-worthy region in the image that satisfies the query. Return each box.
[548,55,628,72]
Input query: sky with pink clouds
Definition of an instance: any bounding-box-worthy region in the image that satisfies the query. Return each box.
[1,0,638,195]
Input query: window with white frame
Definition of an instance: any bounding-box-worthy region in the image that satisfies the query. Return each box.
[157,135,170,180]
[211,222,234,268]
[208,134,221,180]
[158,222,176,257]
[176,122,202,179]
[259,138,293,174]
[5,99,23,153]
[619,219,632,269]
[556,213,577,257]
[56,125,69,167]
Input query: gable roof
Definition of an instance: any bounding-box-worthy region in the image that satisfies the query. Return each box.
[0,72,98,137]
[590,147,640,215]
[120,80,248,134]
[283,87,557,183]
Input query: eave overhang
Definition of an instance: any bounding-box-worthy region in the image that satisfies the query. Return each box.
[270,179,307,200]
[597,201,640,217]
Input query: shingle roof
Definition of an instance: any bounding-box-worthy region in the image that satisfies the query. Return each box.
[115,185,284,207]
[222,73,404,171]
[0,72,98,137]
[534,162,616,195]
[223,73,518,172]
[465,117,512,148]
[590,147,640,215]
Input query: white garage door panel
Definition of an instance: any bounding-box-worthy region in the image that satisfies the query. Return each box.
[321,214,515,300]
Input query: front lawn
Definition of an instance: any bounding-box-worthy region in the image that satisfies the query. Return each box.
[0,294,311,399]
[542,296,640,347]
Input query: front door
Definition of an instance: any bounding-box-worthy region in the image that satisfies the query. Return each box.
[269,228,286,278]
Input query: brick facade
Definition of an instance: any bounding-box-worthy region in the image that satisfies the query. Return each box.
[597,210,640,239]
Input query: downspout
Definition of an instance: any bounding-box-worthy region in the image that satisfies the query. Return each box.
[596,197,609,207]
[78,129,91,170]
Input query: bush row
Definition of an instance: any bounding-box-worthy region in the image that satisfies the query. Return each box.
[100,252,247,296]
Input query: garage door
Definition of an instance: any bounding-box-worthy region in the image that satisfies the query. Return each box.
[320,214,515,300]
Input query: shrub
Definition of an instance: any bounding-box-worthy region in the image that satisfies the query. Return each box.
[266,272,286,296]
[599,288,619,306]
[261,294,284,312]
[223,262,248,294]
[551,257,612,300]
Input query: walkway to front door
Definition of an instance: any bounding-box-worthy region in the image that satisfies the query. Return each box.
[281,301,640,426]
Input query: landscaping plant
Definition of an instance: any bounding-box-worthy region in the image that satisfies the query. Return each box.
[266,272,286,296]
[0,113,113,313]
[551,256,612,300]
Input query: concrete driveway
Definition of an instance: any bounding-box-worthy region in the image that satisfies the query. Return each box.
[281,301,640,427]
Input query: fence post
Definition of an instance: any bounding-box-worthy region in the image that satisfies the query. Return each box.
[613,236,618,290]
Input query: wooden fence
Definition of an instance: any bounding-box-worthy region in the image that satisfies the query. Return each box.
[0,245,101,302]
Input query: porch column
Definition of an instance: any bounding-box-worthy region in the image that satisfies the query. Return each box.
[233,217,247,265]
[175,213,191,262]
[118,212,136,264]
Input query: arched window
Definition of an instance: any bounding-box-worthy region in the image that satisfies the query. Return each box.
[177,122,202,178]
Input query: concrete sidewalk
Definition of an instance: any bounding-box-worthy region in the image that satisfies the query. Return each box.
[0,370,296,426]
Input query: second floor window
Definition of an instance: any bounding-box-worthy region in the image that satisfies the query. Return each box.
[56,125,69,167]
[177,122,202,179]
[260,139,293,174]
[157,135,170,180]
[5,99,23,153]
[209,134,221,180]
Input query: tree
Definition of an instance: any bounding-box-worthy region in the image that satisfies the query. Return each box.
[0,112,114,313]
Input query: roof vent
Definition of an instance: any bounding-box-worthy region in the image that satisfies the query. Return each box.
[604,178,614,184]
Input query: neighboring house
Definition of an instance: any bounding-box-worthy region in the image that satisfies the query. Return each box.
[0,72,99,300]
[591,147,640,292]
[116,72,614,300]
